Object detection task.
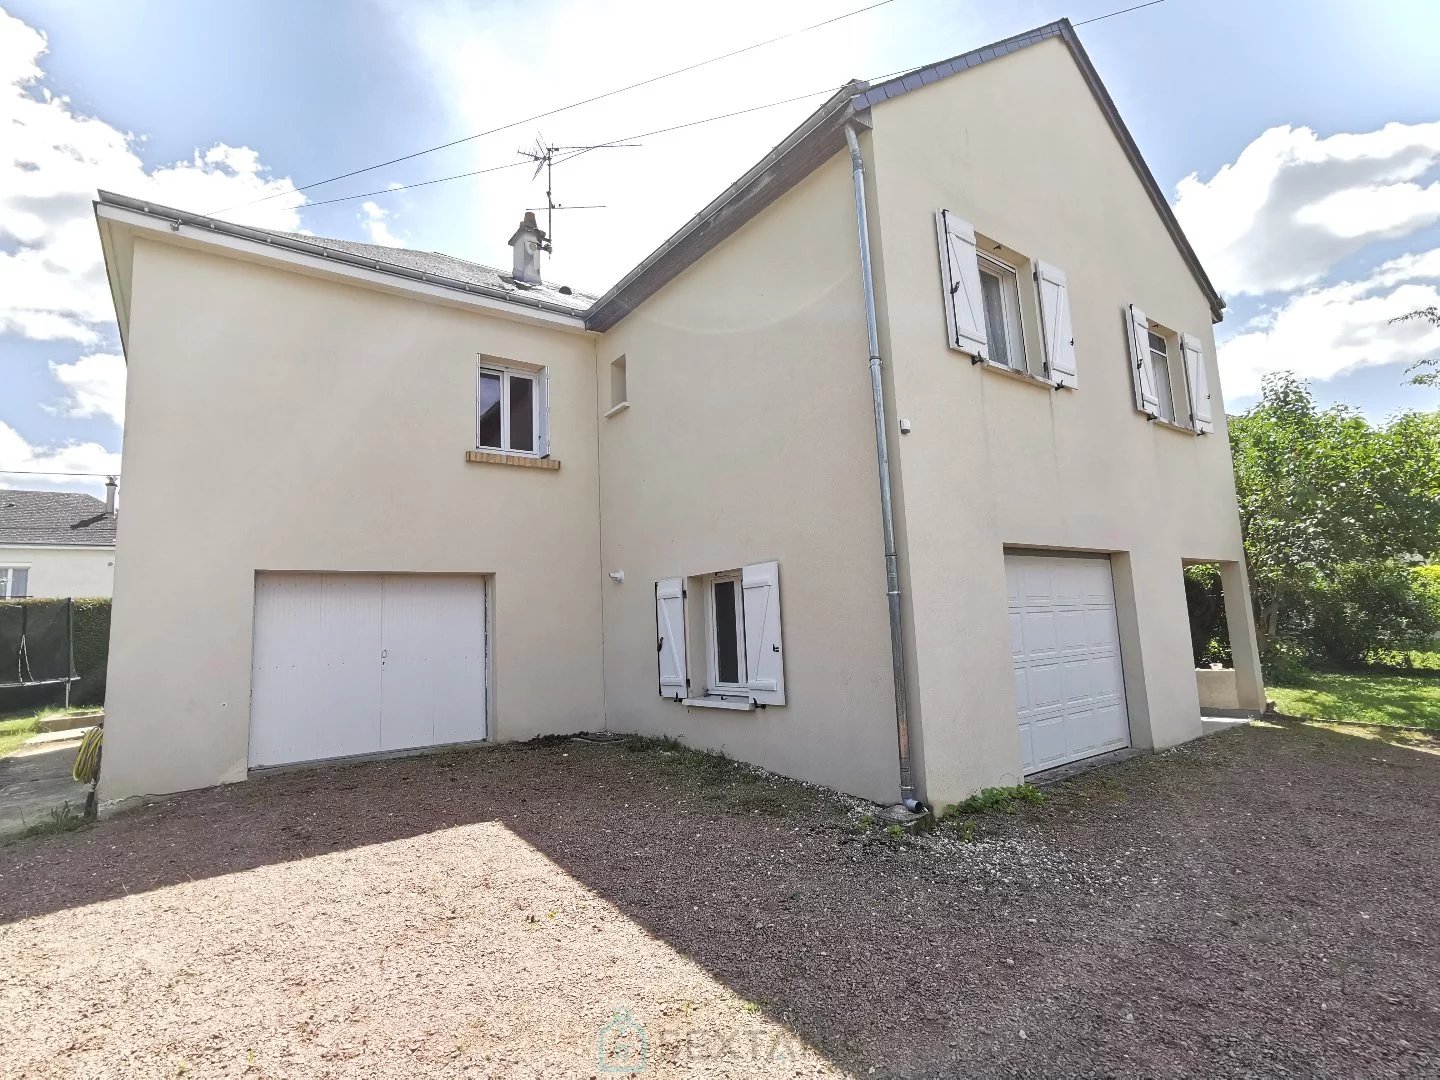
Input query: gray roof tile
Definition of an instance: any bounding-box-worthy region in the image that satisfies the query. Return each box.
[0,490,116,547]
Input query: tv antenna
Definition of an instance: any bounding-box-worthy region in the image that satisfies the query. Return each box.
[517,134,640,250]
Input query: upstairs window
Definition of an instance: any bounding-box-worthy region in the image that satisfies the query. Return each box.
[477,363,549,456]
[935,209,1078,388]
[1125,306,1213,433]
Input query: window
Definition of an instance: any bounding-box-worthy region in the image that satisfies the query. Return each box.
[476,364,546,455]
[978,256,1026,372]
[1147,329,1179,422]
[707,571,747,691]
[653,562,786,707]
[0,566,29,599]
[609,355,628,412]
[935,210,1078,387]
[1126,305,1208,431]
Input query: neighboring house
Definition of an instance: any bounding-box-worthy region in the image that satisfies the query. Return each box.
[0,485,118,600]
[93,19,1264,810]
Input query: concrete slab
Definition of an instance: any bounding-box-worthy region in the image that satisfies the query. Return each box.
[22,726,96,748]
[0,742,91,840]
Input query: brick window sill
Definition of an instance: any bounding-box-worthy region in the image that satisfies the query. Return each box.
[465,450,561,470]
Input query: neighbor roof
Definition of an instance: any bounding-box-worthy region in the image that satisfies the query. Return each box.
[0,490,117,548]
[95,19,1222,333]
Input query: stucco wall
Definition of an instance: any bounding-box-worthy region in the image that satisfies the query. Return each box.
[0,545,114,598]
[594,156,902,803]
[100,239,603,802]
[863,37,1264,804]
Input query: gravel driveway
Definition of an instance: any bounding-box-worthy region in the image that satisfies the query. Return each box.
[2,720,1438,1078]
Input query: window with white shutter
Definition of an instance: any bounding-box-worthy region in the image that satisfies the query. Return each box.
[1125,304,1161,416]
[1181,333,1213,433]
[741,561,785,706]
[935,210,988,358]
[1035,261,1077,387]
[655,578,687,700]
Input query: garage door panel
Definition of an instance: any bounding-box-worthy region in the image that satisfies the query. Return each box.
[250,572,487,770]
[250,574,383,769]
[1006,554,1130,774]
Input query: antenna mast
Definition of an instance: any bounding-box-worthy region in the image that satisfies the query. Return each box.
[517,134,639,250]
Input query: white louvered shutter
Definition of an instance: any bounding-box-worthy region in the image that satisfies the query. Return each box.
[1035,261,1077,387]
[1181,333,1213,433]
[655,578,687,700]
[1125,305,1160,415]
[934,210,988,358]
[741,561,785,706]
[536,368,552,457]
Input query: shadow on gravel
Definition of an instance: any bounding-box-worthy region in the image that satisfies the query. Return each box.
[3,721,1439,1076]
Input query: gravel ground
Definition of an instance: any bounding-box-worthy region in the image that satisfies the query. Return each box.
[1,720,1438,1078]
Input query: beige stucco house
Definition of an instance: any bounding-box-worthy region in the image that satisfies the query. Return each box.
[94,20,1264,811]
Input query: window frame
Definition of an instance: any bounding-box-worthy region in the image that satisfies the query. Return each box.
[704,570,750,697]
[0,565,29,599]
[1143,322,1193,429]
[475,364,543,456]
[977,253,1029,374]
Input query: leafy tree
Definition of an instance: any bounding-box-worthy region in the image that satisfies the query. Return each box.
[1393,307,1439,388]
[1308,561,1440,668]
[1228,373,1440,656]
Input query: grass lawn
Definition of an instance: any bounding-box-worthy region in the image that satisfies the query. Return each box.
[0,706,95,759]
[1269,672,1440,731]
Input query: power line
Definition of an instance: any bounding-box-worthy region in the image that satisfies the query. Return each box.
[1075,0,1168,26]
[209,0,905,216]
[0,469,118,477]
[222,0,1170,219]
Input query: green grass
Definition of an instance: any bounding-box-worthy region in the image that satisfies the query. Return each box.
[1269,672,1440,730]
[0,706,95,759]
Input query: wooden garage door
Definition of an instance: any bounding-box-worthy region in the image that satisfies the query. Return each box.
[249,573,488,769]
[1005,553,1130,773]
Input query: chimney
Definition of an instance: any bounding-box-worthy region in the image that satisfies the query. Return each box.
[508,211,547,285]
[105,476,117,516]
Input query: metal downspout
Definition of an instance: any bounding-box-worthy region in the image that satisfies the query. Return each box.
[844,123,923,814]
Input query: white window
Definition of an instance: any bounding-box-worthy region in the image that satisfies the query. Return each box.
[476,364,549,456]
[978,255,1026,372]
[1125,305,1210,432]
[1147,328,1182,423]
[935,210,1077,387]
[609,355,628,412]
[654,562,786,707]
[0,566,29,599]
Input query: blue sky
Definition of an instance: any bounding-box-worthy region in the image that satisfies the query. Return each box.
[3,0,1438,495]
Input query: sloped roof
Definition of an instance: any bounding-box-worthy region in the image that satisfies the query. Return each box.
[0,490,116,547]
[262,230,596,314]
[588,18,1224,328]
[96,19,1222,333]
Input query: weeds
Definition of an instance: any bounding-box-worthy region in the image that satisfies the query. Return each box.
[940,783,1045,819]
[19,802,90,840]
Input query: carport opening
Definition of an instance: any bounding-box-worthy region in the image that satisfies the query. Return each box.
[1184,562,1237,710]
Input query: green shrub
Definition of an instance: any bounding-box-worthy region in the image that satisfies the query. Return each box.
[1308,561,1440,669]
[70,598,111,706]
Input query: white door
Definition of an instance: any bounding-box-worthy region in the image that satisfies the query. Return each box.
[1005,554,1130,773]
[250,573,488,769]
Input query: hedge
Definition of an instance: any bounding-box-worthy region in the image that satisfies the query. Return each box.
[0,597,111,714]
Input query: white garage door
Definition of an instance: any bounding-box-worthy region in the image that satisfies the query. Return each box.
[249,573,488,769]
[1006,553,1130,773]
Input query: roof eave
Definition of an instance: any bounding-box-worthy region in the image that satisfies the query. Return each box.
[583,86,866,332]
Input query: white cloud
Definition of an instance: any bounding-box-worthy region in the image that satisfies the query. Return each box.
[0,5,305,345]
[1217,252,1440,398]
[359,200,405,247]
[0,419,120,493]
[48,352,125,425]
[1174,121,1440,296]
